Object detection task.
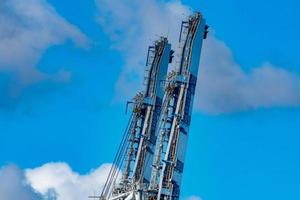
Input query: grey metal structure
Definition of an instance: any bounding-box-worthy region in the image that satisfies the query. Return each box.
[149,12,207,200]
[93,12,208,200]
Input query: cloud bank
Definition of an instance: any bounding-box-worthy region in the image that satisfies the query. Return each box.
[0,0,88,108]
[0,163,112,200]
[96,0,300,114]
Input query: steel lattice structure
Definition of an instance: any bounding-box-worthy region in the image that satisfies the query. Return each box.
[92,12,208,200]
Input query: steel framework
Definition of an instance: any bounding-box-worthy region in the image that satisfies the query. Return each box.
[92,12,208,200]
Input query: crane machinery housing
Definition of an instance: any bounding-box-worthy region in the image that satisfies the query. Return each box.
[95,12,208,200]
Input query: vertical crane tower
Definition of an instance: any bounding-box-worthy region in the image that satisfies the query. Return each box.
[97,12,208,200]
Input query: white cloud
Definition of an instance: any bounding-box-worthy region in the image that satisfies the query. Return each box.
[0,163,115,200]
[96,0,192,100]
[25,162,112,200]
[0,0,88,68]
[196,33,300,113]
[0,165,42,200]
[96,0,300,114]
[0,0,88,107]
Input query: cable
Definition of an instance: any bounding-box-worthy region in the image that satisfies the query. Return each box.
[100,113,134,198]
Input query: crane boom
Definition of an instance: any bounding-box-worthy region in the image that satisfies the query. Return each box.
[97,12,208,200]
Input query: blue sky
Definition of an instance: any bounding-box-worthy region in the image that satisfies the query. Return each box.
[0,0,300,200]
